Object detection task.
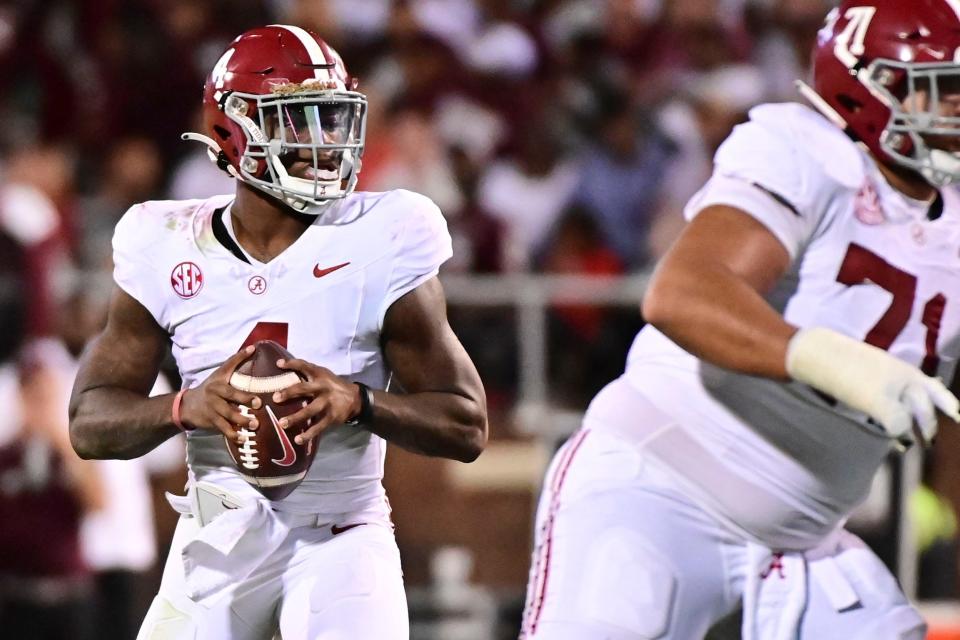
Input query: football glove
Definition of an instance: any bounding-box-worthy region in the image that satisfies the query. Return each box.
[786,327,960,445]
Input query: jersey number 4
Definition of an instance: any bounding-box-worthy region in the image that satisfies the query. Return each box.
[240,322,290,349]
[837,243,945,374]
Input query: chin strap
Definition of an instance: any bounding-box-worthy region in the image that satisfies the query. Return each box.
[181,132,241,179]
[795,80,852,132]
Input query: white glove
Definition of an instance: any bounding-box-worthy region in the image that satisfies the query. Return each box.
[786,327,960,444]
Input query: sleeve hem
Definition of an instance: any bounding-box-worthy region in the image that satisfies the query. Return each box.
[376,267,441,332]
[685,175,804,261]
[113,273,165,329]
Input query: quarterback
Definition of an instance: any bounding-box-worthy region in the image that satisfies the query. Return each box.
[68,25,487,640]
[523,1,960,639]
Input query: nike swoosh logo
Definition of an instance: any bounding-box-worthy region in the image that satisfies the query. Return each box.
[313,262,350,278]
[331,523,364,535]
[266,405,297,467]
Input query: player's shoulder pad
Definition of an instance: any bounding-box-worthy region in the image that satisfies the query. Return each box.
[381,189,452,267]
[113,201,156,256]
[374,188,444,219]
[746,103,866,189]
[367,188,449,240]
[113,196,230,255]
[712,103,866,217]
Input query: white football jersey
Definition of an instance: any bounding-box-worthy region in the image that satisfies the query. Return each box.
[621,103,960,547]
[112,189,452,514]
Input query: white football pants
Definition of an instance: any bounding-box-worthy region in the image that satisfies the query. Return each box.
[520,426,925,639]
[137,511,408,640]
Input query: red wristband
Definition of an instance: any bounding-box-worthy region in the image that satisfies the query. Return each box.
[172,388,194,431]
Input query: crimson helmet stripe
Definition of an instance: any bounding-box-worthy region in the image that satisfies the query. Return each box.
[197,24,367,206]
[945,0,960,22]
[269,24,331,81]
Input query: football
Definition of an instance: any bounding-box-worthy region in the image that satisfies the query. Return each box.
[226,340,317,500]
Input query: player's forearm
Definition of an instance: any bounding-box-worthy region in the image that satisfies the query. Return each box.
[643,261,797,380]
[362,389,487,462]
[69,388,181,460]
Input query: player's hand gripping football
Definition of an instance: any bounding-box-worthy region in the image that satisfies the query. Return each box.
[178,346,262,441]
[271,358,362,444]
[787,327,960,445]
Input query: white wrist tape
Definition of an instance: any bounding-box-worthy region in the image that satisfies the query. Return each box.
[786,327,959,444]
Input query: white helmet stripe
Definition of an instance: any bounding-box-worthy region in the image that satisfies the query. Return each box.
[269,24,331,81]
[945,0,960,23]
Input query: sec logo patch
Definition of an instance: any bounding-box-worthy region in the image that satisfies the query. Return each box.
[171,261,204,299]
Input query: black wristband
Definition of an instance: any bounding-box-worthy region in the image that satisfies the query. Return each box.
[345,382,374,426]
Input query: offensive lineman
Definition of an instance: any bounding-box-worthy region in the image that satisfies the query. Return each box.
[522,1,960,638]
[68,25,487,640]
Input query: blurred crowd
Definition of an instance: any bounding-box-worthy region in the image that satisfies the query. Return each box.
[1,0,832,282]
[0,0,848,638]
[0,0,839,420]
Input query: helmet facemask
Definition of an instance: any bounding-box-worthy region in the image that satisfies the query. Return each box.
[223,81,367,211]
[867,59,960,186]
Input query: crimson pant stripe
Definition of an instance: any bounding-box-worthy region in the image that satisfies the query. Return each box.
[521,429,590,637]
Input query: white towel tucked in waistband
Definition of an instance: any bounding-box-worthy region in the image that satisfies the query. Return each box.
[166,483,293,608]
[182,499,291,607]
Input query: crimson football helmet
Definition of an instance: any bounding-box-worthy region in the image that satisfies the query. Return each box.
[800,0,960,185]
[183,25,367,210]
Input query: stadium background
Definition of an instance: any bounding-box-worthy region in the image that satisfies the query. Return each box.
[4,0,960,638]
